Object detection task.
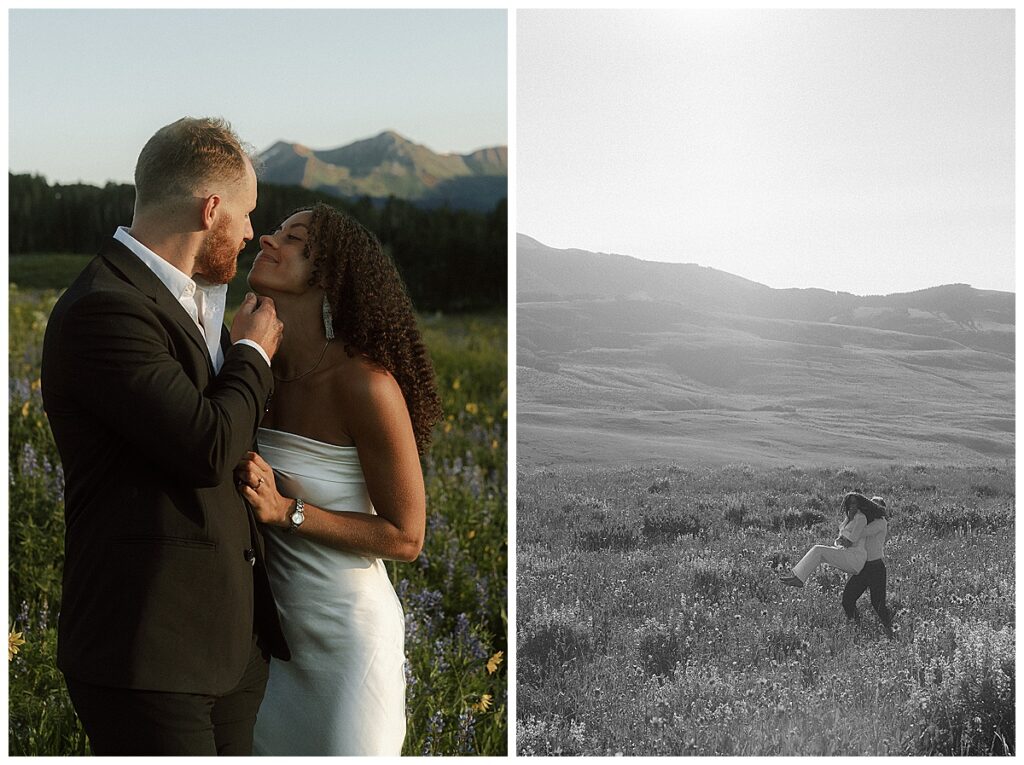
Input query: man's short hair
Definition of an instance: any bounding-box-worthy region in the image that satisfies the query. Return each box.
[134,117,254,210]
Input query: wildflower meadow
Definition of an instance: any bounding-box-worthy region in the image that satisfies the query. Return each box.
[8,279,507,756]
[517,462,1014,756]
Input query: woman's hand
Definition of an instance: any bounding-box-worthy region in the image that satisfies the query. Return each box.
[234,451,291,528]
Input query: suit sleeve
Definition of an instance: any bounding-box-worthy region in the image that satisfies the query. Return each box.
[59,289,271,487]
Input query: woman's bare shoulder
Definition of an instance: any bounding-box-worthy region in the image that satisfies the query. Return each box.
[321,353,406,429]
[325,352,398,394]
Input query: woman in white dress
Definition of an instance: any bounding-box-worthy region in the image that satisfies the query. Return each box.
[234,204,442,755]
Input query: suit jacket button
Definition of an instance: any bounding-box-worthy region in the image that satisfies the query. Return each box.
[244,548,256,566]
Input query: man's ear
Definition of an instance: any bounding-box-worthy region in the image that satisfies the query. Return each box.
[200,194,221,231]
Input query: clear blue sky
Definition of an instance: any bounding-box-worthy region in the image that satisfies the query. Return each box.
[10,9,507,185]
[519,9,1013,295]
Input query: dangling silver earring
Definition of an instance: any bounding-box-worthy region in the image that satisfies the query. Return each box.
[322,295,335,341]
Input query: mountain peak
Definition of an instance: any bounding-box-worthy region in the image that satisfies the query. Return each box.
[359,130,415,150]
[257,131,507,212]
[376,129,410,143]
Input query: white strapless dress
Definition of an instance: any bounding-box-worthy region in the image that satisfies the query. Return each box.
[252,428,406,756]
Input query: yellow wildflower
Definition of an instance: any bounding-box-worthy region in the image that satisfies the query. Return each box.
[452,378,461,390]
[465,402,479,415]
[30,379,41,392]
[487,650,503,674]
[467,529,477,540]
[21,401,30,417]
[444,422,453,434]
[491,439,499,450]
[9,629,25,661]
[472,694,493,713]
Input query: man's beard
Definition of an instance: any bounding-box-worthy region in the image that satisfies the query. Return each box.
[195,216,241,284]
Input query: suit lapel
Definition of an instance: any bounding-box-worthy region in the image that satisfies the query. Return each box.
[99,238,214,372]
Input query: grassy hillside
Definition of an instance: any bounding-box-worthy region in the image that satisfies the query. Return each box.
[518,297,1013,467]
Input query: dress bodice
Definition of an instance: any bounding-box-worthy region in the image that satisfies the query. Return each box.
[257,427,372,514]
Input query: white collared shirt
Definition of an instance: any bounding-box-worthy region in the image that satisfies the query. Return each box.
[113,227,270,370]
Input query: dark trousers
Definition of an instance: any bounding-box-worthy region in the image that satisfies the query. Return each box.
[65,636,269,756]
[842,559,893,637]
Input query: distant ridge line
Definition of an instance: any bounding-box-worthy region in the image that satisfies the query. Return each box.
[517,231,1014,300]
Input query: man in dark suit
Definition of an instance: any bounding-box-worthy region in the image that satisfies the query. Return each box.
[41,117,290,755]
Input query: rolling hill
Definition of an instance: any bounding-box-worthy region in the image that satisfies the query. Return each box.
[258,131,507,211]
[517,235,1014,467]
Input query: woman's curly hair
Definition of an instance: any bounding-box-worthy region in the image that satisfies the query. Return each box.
[842,492,887,523]
[297,203,442,454]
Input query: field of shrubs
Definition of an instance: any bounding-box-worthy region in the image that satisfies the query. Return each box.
[9,282,508,755]
[517,461,1014,756]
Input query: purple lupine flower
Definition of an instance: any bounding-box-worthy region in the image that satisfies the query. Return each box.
[406,588,445,639]
[433,636,451,674]
[422,454,438,479]
[421,710,446,756]
[19,442,39,478]
[428,710,445,734]
[476,575,492,617]
[457,710,477,754]
[449,456,464,477]
[455,612,471,640]
[52,464,65,501]
[403,658,417,688]
[405,614,423,647]
[9,377,31,402]
[454,613,489,661]
[37,599,49,632]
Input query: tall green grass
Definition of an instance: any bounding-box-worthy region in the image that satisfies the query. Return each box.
[517,462,1014,756]
[9,255,92,292]
[9,283,507,755]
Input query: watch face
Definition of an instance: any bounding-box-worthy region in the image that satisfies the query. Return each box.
[292,509,304,525]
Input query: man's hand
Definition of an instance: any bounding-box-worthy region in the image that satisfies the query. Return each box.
[230,293,283,359]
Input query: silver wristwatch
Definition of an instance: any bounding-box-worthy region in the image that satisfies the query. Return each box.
[286,497,305,533]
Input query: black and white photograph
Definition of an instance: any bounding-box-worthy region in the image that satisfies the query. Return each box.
[516,9,1013,756]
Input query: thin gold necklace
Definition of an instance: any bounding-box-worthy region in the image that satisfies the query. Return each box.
[273,340,331,383]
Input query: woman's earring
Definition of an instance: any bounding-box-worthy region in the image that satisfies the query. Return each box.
[322,295,335,341]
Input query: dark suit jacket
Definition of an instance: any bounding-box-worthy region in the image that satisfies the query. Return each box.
[41,237,290,695]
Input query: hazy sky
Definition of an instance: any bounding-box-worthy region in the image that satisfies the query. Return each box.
[518,9,1013,295]
[9,9,507,186]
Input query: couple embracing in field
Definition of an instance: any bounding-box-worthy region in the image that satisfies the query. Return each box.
[40,117,442,755]
[780,492,895,640]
